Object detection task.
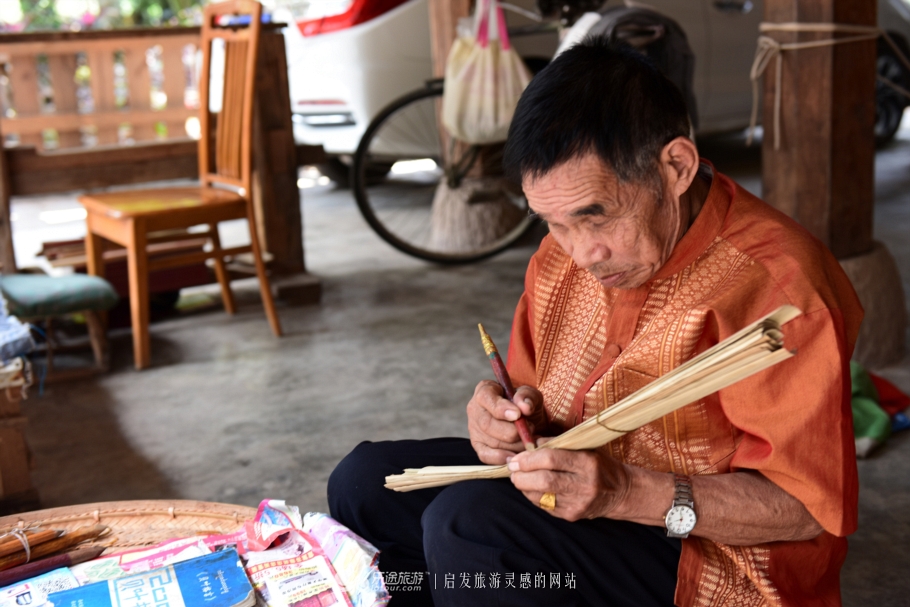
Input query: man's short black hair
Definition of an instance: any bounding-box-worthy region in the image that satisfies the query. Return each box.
[503,36,691,186]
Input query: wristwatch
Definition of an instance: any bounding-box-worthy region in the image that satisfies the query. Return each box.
[664,474,697,538]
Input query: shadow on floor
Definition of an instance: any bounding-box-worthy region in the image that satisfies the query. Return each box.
[25,376,177,507]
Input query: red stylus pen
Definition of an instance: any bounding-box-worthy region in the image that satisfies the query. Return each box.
[478,324,536,451]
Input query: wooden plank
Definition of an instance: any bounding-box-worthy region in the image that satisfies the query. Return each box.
[761,0,876,258]
[0,22,281,47]
[252,31,305,275]
[156,40,189,140]
[2,106,195,136]
[46,53,81,148]
[8,140,198,195]
[85,47,118,144]
[5,140,321,197]
[160,39,189,113]
[146,244,250,271]
[7,57,39,119]
[123,44,153,142]
[0,34,200,59]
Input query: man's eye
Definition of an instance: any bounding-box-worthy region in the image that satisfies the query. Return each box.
[586,218,611,230]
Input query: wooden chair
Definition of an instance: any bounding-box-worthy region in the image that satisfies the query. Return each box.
[78,0,281,370]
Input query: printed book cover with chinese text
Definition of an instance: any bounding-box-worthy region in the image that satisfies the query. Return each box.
[46,548,255,607]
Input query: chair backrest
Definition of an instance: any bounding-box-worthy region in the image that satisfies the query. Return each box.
[197,0,262,198]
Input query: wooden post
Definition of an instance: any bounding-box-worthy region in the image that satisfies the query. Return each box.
[427,0,504,178]
[429,0,472,78]
[762,0,906,367]
[249,29,322,305]
[761,0,876,259]
[0,123,17,275]
[253,30,305,276]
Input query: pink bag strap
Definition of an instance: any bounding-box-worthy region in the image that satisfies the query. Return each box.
[476,0,510,49]
[497,3,511,50]
[476,0,491,47]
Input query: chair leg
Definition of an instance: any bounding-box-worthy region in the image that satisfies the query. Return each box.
[246,209,282,337]
[209,223,236,315]
[85,230,105,279]
[44,317,55,375]
[84,310,109,371]
[127,219,152,370]
[85,229,110,331]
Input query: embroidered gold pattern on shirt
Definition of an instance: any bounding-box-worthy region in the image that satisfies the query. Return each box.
[530,237,775,606]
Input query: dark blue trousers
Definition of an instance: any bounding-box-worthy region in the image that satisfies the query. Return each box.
[328,438,681,607]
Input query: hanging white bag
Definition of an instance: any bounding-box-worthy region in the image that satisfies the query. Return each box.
[441,0,533,145]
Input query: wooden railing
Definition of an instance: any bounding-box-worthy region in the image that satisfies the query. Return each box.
[0,28,202,150]
[0,26,324,303]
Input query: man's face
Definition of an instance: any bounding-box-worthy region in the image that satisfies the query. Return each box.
[523,154,681,290]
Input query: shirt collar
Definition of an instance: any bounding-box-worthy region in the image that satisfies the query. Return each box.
[648,160,733,283]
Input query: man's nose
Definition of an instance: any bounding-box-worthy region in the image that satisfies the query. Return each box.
[573,235,611,270]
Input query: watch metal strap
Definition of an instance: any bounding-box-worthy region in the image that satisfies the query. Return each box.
[672,473,694,508]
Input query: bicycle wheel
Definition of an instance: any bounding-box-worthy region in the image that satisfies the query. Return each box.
[352,83,533,264]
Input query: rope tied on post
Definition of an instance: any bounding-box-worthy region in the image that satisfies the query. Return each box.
[748,22,910,150]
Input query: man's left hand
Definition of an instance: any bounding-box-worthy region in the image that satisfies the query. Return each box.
[507,448,632,521]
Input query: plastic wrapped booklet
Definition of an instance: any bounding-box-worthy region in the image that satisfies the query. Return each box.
[46,549,255,607]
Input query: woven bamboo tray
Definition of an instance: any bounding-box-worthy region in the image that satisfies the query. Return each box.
[0,500,257,553]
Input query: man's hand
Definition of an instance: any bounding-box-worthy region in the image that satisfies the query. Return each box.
[507,448,632,521]
[467,381,546,465]
[508,447,825,546]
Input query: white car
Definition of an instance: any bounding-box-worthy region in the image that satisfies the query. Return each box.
[277,0,910,173]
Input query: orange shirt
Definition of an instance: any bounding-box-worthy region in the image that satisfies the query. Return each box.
[506,168,862,607]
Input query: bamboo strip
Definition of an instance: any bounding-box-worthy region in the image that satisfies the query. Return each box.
[0,525,108,571]
[385,306,801,492]
[0,529,61,558]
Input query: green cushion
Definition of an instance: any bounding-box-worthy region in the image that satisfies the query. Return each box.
[0,274,119,318]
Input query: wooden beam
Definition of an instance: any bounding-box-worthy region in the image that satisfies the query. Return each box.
[1,107,196,140]
[4,139,323,196]
[761,0,877,259]
[0,23,283,53]
[6,140,198,196]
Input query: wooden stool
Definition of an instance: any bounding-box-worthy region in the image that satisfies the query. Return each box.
[0,273,119,375]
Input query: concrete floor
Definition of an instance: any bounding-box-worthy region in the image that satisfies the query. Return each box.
[10,124,910,606]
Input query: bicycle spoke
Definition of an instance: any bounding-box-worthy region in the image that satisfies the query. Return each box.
[353,85,533,263]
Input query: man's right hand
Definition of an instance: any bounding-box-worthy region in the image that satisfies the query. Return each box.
[467,380,545,465]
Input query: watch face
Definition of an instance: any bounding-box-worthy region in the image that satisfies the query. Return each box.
[665,505,697,535]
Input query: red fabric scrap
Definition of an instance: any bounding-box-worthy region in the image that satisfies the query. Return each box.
[869,373,910,416]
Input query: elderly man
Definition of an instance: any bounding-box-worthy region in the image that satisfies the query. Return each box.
[328,39,861,607]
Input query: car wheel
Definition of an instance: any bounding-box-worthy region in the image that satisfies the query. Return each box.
[875,90,904,146]
[875,36,910,146]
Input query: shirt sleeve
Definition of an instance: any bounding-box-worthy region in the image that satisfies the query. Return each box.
[721,306,859,537]
[505,240,544,389]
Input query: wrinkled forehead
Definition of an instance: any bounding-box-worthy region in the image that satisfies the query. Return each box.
[522,155,634,220]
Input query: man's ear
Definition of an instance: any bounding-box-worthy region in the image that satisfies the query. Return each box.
[660,137,700,198]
